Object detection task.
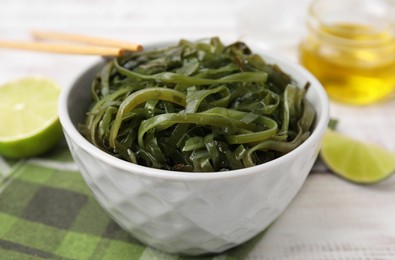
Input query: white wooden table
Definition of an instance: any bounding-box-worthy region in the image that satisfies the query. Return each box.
[1,0,395,259]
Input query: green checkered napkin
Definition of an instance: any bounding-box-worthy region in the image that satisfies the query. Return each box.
[0,140,261,260]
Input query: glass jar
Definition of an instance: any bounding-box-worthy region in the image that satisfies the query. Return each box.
[299,0,395,105]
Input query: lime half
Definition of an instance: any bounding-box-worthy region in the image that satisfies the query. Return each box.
[321,129,395,184]
[0,77,63,158]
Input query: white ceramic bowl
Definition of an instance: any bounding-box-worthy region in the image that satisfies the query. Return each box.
[59,42,329,255]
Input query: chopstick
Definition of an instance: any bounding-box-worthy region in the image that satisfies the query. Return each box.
[0,30,143,56]
[31,30,143,52]
[0,40,124,56]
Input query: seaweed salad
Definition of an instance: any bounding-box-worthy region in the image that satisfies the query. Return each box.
[81,37,315,172]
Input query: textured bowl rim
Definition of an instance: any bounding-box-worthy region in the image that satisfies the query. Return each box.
[59,40,330,181]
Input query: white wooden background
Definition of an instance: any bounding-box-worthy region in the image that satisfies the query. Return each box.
[1,0,395,259]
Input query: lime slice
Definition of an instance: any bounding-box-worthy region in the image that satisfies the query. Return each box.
[321,129,395,184]
[0,77,63,158]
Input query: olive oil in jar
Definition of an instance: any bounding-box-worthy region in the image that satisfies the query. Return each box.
[299,0,395,105]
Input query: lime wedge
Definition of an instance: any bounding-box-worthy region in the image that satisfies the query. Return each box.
[0,77,63,158]
[321,129,395,184]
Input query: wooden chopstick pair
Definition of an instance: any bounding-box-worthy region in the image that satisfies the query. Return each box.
[0,31,143,56]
